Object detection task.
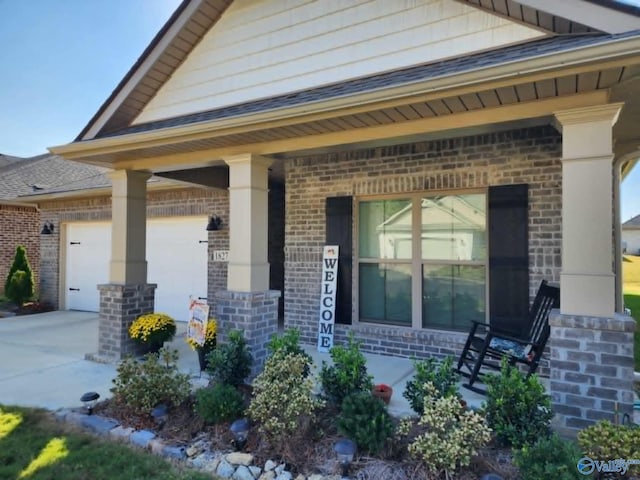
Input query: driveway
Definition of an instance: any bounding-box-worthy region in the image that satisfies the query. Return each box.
[0,311,200,410]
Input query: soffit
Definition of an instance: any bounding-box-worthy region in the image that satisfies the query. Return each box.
[54,63,640,172]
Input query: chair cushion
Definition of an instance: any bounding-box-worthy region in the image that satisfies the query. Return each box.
[489,337,531,360]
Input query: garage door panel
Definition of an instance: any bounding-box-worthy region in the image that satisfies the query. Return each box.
[65,217,208,320]
[147,218,208,322]
[65,223,111,312]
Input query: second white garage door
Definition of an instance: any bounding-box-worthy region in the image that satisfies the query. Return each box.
[65,216,208,321]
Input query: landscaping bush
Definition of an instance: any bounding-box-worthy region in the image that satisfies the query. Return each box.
[267,327,312,377]
[206,330,253,386]
[247,351,323,449]
[337,391,394,455]
[129,313,176,346]
[4,246,34,305]
[482,358,553,448]
[195,383,244,424]
[399,382,491,476]
[403,355,459,415]
[111,348,190,415]
[578,420,640,476]
[513,433,583,480]
[319,332,373,406]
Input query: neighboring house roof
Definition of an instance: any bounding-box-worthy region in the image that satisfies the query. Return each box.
[0,154,189,201]
[623,213,640,229]
[77,0,640,142]
[0,154,23,168]
[95,30,640,139]
[0,154,110,201]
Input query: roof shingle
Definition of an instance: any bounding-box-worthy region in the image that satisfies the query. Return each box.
[98,30,640,139]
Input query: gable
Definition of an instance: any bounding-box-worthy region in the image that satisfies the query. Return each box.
[133,0,545,125]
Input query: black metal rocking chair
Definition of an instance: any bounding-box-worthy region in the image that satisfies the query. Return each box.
[456,280,560,394]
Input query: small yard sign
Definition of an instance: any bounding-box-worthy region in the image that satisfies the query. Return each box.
[317,245,339,353]
[187,297,210,347]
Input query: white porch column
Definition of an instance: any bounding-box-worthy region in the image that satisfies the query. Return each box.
[223,153,272,291]
[108,170,151,284]
[554,104,623,317]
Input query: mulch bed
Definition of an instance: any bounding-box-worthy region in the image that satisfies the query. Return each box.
[0,301,55,316]
[94,393,520,480]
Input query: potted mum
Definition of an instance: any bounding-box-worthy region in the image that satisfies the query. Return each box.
[185,318,217,371]
[129,312,176,354]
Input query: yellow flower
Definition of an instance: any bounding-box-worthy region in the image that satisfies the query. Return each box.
[129,313,176,344]
[185,318,217,350]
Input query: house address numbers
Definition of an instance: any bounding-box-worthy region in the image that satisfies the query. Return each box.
[213,250,229,262]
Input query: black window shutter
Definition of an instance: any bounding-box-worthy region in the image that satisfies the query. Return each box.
[326,196,352,325]
[488,184,529,336]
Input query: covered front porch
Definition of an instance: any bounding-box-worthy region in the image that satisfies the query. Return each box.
[52,40,640,435]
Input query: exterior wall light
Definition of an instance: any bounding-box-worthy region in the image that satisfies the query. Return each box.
[206,216,223,231]
[41,222,54,234]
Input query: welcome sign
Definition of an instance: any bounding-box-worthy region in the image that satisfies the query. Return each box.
[317,245,339,353]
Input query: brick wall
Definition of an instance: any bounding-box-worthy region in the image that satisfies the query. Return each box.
[550,311,636,436]
[283,126,563,360]
[0,205,40,297]
[39,187,229,309]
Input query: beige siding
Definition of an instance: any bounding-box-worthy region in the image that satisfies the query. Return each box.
[134,0,544,124]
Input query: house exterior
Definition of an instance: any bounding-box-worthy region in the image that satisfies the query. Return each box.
[0,154,107,297]
[623,213,640,255]
[48,0,640,436]
[14,157,246,323]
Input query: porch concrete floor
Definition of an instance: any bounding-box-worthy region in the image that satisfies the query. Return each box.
[0,311,545,416]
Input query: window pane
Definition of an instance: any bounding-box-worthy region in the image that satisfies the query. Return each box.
[359,199,412,259]
[421,194,486,261]
[422,265,486,330]
[359,263,411,326]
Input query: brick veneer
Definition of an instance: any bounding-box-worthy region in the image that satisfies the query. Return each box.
[549,310,636,436]
[214,289,281,379]
[0,204,40,296]
[96,283,157,359]
[284,126,563,361]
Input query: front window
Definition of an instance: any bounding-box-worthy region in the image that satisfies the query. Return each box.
[358,192,487,330]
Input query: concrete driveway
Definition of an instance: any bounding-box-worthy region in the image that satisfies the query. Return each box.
[0,311,201,410]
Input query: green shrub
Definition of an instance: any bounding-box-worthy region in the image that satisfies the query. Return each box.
[4,246,34,305]
[248,351,323,448]
[513,433,583,480]
[319,332,373,406]
[403,356,459,415]
[337,391,394,455]
[6,270,31,306]
[195,383,244,424]
[267,328,312,376]
[578,420,640,476]
[482,358,553,448]
[399,382,491,476]
[111,348,190,415]
[206,330,253,386]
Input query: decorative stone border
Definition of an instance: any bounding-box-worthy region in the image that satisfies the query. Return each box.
[53,408,342,480]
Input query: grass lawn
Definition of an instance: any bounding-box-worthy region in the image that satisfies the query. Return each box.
[0,405,214,480]
[623,255,640,371]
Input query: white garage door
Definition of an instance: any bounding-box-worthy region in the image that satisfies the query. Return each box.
[65,217,208,321]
